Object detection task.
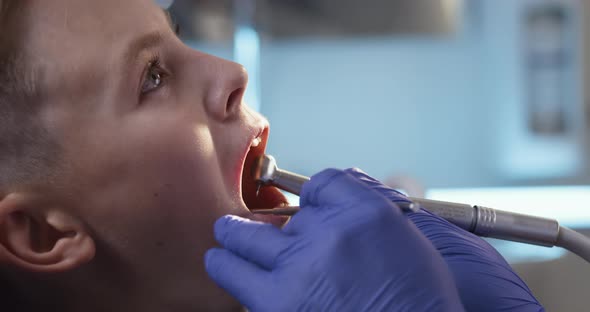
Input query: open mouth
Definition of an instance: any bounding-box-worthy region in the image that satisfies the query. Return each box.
[241,128,289,213]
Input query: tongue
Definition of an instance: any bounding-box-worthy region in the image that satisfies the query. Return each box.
[248,186,291,227]
[248,186,289,210]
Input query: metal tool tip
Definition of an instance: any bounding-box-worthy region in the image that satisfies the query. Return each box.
[252,206,301,216]
[252,154,277,185]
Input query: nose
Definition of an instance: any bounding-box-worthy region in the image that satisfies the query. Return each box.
[203,57,249,122]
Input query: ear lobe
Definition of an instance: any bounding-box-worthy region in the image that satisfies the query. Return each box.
[0,193,95,273]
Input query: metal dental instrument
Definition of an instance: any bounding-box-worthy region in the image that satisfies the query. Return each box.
[253,155,418,212]
[253,154,310,197]
[254,206,302,216]
[251,154,590,263]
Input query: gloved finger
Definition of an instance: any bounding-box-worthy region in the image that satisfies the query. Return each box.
[204,248,271,309]
[344,168,412,206]
[214,215,292,269]
[300,169,401,217]
[407,210,507,263]
[406,211,542,312]
[280,204,323,234]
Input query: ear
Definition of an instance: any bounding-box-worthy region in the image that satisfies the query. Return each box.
[0,192,95,272]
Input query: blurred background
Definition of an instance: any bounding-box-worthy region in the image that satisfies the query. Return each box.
[166,0,589,310]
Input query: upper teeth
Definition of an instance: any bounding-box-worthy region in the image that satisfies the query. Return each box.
[251,137,262,148]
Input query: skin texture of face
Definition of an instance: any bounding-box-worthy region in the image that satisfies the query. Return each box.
[0,0,286,311]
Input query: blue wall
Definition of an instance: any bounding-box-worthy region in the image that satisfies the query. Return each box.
[260,36,493,188]
[258,0,586,188]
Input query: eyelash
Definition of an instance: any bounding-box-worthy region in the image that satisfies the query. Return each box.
[140,55,167,96]
[137,21,180,99]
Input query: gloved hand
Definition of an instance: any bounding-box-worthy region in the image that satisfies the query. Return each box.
[205,168,465,312]
[346,169,545,312]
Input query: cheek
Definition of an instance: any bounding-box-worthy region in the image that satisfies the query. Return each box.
[76,120,236,270]
[73,125,238,302]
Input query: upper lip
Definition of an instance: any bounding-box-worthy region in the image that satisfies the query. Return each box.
[236,121,269,204]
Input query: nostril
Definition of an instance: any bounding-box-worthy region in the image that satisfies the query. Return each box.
[226,87,245,115]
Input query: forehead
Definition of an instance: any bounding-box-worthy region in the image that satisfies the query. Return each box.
[21,0,171,101]
[27,0,167,38]
[26,0,168,47]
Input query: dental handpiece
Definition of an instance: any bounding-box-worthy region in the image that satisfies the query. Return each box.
[253,154,309,198]
[253,155,418,213]
[251,155,590,263]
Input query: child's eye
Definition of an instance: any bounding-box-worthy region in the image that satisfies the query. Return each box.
[141,60,165,94]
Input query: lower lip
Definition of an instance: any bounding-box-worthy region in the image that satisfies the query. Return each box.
[250,213,290,227]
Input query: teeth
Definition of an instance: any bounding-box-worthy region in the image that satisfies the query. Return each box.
[251,137,262,148]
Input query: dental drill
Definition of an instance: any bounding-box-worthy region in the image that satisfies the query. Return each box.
[252,155,590,263]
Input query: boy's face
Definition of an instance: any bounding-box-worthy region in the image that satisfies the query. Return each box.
[20,0,286,309]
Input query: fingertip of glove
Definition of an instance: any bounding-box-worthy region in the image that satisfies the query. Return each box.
[214,215,246,243]
[310,168,346,181]
[301,168,346,205]
[204,248,222,273]
[214,215,232,235]
[344,168,374,182]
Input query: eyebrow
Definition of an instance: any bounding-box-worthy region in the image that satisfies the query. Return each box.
[123,31,164,66]
[123,9,175,65]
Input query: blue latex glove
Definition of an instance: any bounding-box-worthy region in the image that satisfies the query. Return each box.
[205,168,465,312]
[346,169,545,312]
